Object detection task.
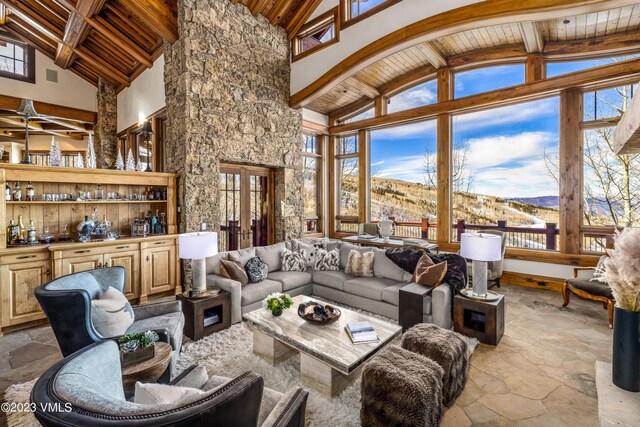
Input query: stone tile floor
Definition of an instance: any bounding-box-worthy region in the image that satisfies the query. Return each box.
[0,285,612,427]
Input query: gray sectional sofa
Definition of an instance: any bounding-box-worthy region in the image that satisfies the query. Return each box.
[206,240,452,329]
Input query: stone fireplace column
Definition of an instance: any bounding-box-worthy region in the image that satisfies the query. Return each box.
[94,78,118,169]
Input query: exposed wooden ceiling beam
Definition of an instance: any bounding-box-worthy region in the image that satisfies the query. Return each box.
[417,42,447,69]
[518,21,544,53]
[1,0,65,39]
[614,83,640,154]
[328,96,374,123]
[120,0,177,43]
[447,45,528,68]
[267,0,296,25]
[54,0,104,68]
[347,77,380,99]
[0,95,97,124]
[74,46,128,86]
[543,29,640,58]
[286,0,324,40]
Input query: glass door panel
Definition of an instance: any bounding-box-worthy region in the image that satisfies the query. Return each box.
[219,172,242,251]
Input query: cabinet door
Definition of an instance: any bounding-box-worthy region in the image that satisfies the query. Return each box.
[59,255,104,276]
[104,251,140,300]
[0,260,50,326]
[141,246,176,297]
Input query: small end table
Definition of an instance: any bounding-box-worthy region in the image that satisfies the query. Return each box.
[454,294,504,346]
[121,341,172,397]
[399,283,434,331]
[177,290,231,341]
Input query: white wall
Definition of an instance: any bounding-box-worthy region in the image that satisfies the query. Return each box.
[302,108,328,126]
[0,51,97,111]
[117,55,165,132]
[291,0,483,94]
[504,259,574,279]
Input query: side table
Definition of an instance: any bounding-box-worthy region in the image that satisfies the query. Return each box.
[454,294,504,346]
[177,290,231,341]
[121,341,172,397]
[399,283,434,331]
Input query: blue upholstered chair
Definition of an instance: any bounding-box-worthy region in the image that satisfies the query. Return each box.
[34,267,185,373]
[30,340,309,427]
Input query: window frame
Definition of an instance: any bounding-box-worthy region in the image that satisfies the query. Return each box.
[292,7,340,63]
[302,132,324,235]
[334,133,362,233]
[340,0,402,29]
[0,36,35,84]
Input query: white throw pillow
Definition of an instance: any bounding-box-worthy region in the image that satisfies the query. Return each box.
[90,286,134,337]
[134,382,206,405]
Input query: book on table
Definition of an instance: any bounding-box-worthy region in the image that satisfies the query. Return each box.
[356,234,377,240]
[345,321,379,344]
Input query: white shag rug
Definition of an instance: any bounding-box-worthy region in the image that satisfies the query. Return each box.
[5,320,478,427]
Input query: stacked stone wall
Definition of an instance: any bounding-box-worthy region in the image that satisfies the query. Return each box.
[94,78,118,168]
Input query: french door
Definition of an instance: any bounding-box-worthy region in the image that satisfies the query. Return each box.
[219,165,274,251]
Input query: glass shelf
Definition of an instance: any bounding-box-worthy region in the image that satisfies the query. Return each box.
[6,200,168,205]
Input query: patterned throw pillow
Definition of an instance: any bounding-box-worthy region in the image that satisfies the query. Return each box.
[314,249,340,271]
[297,241,327,268]
[245,256,268,283]
[91,286,135,337]
[345,249,375,277]
[591,255,608,282]
[220,254,249,287]
[282,249,307,272]
[412,254,448,287]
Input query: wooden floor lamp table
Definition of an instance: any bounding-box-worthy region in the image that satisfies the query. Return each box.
[454,294,504,346]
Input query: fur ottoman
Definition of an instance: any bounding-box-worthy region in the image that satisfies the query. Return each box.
[361,345,444,427]
[401,323,469,407]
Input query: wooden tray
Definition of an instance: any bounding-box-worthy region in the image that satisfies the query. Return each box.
[297,301,341,324]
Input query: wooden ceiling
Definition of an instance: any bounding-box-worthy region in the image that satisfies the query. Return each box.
[304,3,640,117]
[0,0,322,91]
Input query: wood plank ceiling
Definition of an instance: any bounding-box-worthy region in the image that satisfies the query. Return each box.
[306,3,640,116]
[0,0,321,91]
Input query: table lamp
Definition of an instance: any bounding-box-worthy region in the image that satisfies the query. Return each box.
[179,232,218,295]
[460,232,502,299]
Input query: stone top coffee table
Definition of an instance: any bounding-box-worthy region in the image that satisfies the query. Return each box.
[243,295,402,397]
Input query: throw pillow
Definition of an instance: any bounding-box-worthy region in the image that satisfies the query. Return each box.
[281,249,307,272]
[90,286,134,337]
[345,249,375,277]
[245,256,268,283]
[291,237,328,252]
[173,366,209,389]
[373,247,409,282]
[339,242,373,269]
[314,248,340,271]
[134,382,205,405]
[297,241,327,268]
[220,254,249,287]
[255,242,286,272]
[591,255,608,282]
[412,255,448,287]
[385,247,426,273]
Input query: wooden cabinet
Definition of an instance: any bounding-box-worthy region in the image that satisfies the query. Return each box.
[0,258,50,329]
[140,239,178,303]
[104,250,140,300]
[59,254,103,275]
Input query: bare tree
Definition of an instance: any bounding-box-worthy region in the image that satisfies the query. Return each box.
[424,139,474,192]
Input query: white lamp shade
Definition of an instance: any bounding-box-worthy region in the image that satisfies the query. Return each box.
[460,233,502,262]
[178,232,218,259]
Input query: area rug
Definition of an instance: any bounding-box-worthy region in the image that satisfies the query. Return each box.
[5,321,477,427]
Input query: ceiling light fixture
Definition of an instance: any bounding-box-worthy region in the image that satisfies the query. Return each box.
[563,19,570,24]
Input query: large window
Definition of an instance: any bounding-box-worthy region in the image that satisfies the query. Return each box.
[303,133,322,234]
[293,8,339,61]
[547,54,640,78]
[336,134,359,232]
[387,79,437,113]
[454,64,525,98]
[341,0,400,27]
[0,36,35,83]
[452,97,560,249]
[341,107,374,124]
[370,120,437,239]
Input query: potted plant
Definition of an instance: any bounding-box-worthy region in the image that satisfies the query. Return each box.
[263,292,294,316]
[118,330,160,368]
[601,228,640,392]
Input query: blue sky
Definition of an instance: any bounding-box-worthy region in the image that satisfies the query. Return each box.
[369,60,628,198]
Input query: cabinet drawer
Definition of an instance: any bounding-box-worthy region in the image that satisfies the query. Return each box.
[141,238,176,249]
[59,247,107,258]
[105,243,140,253]
[0,251,50,265]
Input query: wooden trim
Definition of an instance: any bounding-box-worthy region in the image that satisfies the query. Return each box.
[374,96,387,116]
[286,0,325,40]
[0,94,97,124]
[379,64,437,97]
[302,119,329,134]
[329,97,374,123]
[290,0,635,108]
[559,88,583,255]
[119,0,178,43]
[329,57,640,135]
[436,68,451,245]
[328,136,336,234]
[340,0,402,30]
[502,272,564,293]
[358,129,368,223]
[581,118,619,129]
[526,54,545,82]
[543,30,640,58]
[0,42,35,83]
[292,7,339,62]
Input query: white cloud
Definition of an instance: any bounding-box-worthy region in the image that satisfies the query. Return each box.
[465,131,556,169]
[388,85,437,113]
[472,160,558,198]
[372,120,436,139]
[370,160,385,167]
[374,154,425,183]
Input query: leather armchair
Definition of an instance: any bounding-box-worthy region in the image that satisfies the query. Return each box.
[34,267,184,373]
[31,340,309,427]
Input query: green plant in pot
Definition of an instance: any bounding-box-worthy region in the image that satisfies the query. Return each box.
[601,228,640,392]
[263,292,293,316]
[118,330,159,368]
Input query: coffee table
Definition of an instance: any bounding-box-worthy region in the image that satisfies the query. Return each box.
[243,295,402,397]
[121,342,172,397]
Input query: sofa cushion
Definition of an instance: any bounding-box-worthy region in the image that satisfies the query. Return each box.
[268,271,313,291]
[566,278,613,299]
[314,249,340,271]
[241,279,283,306]
[134,382,205,405]
[127,312,184,351]
[281,249,306,272]
[312,270,353,291]
[206,247,256,275]
[91,286,135,337]
[373,247,410,282]
[340,242,373,269]
[255,242,287,273]
[343,276,400,301]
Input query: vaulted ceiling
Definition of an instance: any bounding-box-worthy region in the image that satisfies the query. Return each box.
[0,0,321,91]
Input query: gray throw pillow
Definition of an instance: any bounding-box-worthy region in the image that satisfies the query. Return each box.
[134,382,205,404]
[591,255,608,282]
[282,249,306,272]
[297,241,326,268]
[339,242,373,269]
[174,366,209,389]
[314,249,340,271]
[91,286,134,337]
[245,257,268,283]
[373,247,409,282]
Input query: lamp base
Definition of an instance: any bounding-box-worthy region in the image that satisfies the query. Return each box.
[471,260,488,298]
[191,258,207,294]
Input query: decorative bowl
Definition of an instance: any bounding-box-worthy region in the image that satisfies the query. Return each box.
[297,301,341,324]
